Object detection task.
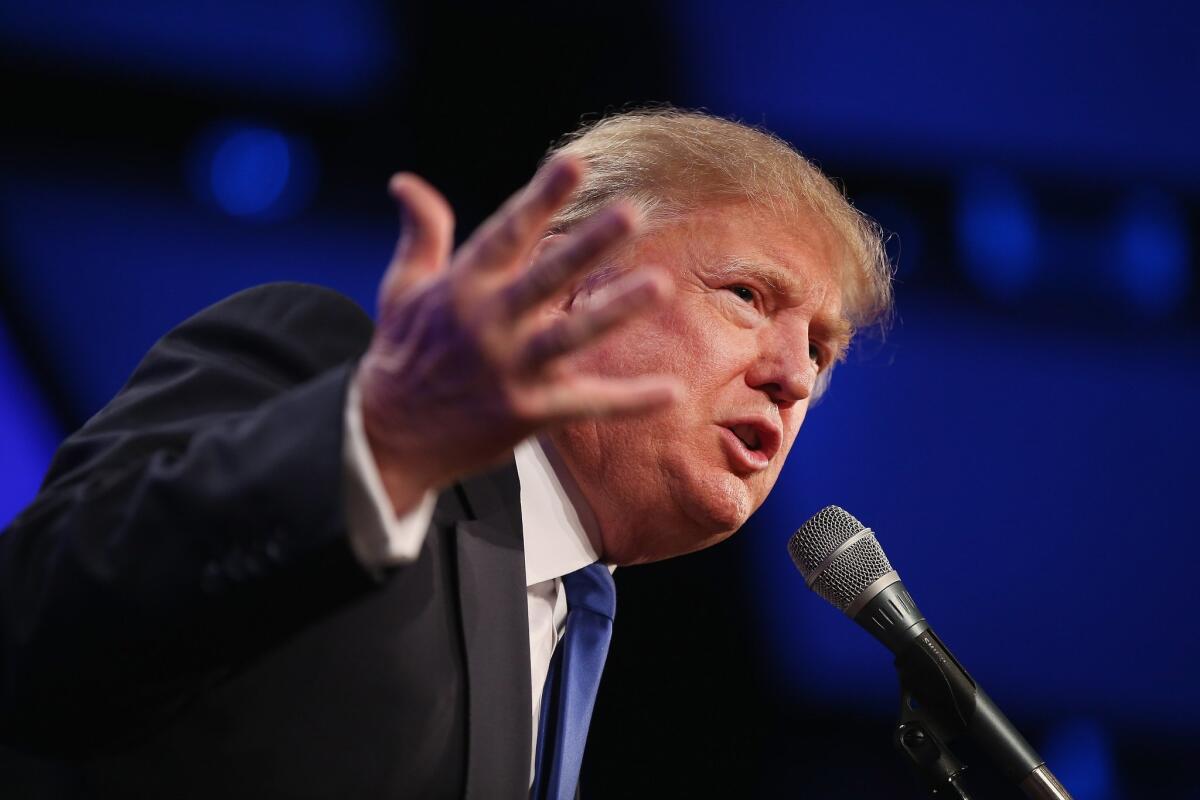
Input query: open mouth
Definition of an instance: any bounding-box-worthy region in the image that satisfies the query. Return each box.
[719,417,782,471]
[730,423,762,451]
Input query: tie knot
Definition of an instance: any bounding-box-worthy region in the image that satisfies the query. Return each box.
[562,562,616,620]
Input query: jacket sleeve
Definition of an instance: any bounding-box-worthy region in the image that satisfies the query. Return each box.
[0,282,384,754]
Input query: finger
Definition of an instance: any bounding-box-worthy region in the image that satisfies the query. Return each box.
[457,155,583,274]
[515,268,669,373]
[503,203,638,320]
[534,375,683,423]
[381,173,455,298]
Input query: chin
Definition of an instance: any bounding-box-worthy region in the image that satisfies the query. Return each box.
[594,455,763,564]
[673,471,755,544]
[602,482,750,565]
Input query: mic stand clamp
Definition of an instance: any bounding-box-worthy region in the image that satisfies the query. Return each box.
[895,686,972,799]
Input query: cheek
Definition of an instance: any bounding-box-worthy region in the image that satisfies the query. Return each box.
[570,307,708,380]
[566,300,754,437]
[644,307,744,386]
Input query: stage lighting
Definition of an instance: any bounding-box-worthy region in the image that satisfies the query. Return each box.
[955,169,1039,302]
[1113,190,1191,317]
[187,123,316,221]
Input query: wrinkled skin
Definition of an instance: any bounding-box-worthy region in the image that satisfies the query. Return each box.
[357,158,851,565]
[356,158,681,517]
[548,202,851,564]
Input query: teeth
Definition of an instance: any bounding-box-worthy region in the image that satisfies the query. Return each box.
[732,424,760,450]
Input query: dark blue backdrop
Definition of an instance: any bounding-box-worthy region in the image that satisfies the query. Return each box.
[2,2,1197,797]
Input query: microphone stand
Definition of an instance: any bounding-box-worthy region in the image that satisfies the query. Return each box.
[784,508,1073,799]
[894,684,973,798]
[891,667,1073,800]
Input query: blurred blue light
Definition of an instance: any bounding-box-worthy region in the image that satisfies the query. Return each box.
[210,128,292,217]
[188,123,316,220]
[1113,191,1191,317]
[0,314,61,527]
[955,170,1039,301]
[1039,720,1117,800]
[0,174,389,420]
[0,0,395,104]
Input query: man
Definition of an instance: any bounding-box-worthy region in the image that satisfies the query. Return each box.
[0,109,891,798]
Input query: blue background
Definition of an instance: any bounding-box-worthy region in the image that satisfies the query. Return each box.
[2,2,1197,797]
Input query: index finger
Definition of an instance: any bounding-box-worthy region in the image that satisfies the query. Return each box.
[501,202,638,320]
[456,156,583,274]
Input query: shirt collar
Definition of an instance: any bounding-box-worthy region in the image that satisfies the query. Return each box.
[514,435,605,586]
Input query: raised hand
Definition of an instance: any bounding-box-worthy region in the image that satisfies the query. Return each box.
[355,156,681,515]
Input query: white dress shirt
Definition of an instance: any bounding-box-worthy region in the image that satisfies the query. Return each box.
[339,383,606,782]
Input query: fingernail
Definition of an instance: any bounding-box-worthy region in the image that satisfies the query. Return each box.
[608,200,643,229]
[639,269,672,297]
[600,205,637,236]
[388,172,408,196]
[629,275,663,302]
[542,157,580,196]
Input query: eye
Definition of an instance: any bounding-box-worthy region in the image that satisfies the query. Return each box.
[808,342,824,368]
[726,285,756,303]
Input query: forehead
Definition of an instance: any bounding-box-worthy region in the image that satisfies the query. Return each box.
[646,201,850,313]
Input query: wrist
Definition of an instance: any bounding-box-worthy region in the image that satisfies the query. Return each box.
[355,367,444,517]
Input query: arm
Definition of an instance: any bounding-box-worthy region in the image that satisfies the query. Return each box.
[0,283,380,752]
[1,156,680,754]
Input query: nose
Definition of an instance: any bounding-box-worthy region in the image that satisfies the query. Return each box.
[745,326,816,408]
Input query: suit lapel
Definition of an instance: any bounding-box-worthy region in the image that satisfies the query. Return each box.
[454,460,532,800]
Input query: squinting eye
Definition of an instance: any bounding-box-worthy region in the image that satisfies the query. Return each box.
[808,343,823,367]
[727,285,756,303]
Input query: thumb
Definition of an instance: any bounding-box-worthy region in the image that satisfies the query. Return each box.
[380,173,456,300]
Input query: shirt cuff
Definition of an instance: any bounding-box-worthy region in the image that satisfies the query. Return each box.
[342,379,437,568]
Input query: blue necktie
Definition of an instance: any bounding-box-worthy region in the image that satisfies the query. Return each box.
[531,562,616,800]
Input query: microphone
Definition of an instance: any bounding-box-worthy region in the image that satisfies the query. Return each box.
[787,506,1072,800]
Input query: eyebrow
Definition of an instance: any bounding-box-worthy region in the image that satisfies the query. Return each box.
[709,258,791,295]
[711,257,855,359]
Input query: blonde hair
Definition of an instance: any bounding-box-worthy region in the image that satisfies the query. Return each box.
[543,107,894,336]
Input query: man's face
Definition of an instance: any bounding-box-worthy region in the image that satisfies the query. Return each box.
[549,200,852,564]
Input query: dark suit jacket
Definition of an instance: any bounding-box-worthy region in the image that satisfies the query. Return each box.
[0,283,534,799]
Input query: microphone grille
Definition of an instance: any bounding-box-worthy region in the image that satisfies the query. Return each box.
[787,505,868,574]
[788,505,894,612]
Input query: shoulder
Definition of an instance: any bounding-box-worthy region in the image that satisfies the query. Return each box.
[129,282,375,395]
[164,282,375,372]
[189,281,370,322]
[38,283,375,487]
